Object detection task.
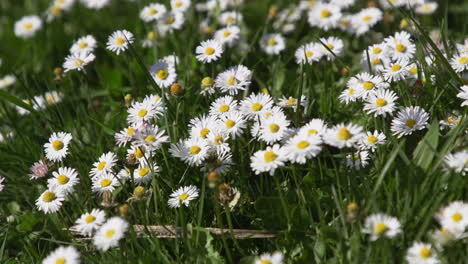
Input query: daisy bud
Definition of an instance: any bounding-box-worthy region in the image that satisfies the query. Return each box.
[201,77,214,89]
[341,67,349,75]
[261,88,269,94]
[346,202,359,222]
[101,190,115,208]
[133,186,146,200]
[367,1,377,7]
[203,26,214,35]
[400,19,410,29]
[207,171,219,186]
[383,12,393,24]
[54,67,63,81]
[124,94,133,108]
[218,183,234,205]
[126,154,139,169]
[268,7,278,19]
[6,215,15,223]
[119,204,130,217]
[170,83,184,96]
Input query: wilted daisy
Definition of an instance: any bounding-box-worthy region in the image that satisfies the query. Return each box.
[42,246,80,264]
[255,251,284,264]
[324,123,364,149]
[217,111,247,138]
[75,208,106,236]
[295,42,323,64]
[90,152,117,178]
[140,3,167,22]
[36,187,65,214]
[82,0,110,9]
[250,144,287,175]
[14,15,42,39]
[214,26,240,46]
[284,133,322,164]
[215,65,252,95]
[106,30,134,55]
[93,217,129,251]
[149,60,177,88]
[363,88,398,117]
[405,242,440,264]
[346,151,369,169]
[319,36,344,61]
[307,3,342,31]
[63,51,96,72]
[47,167,79,195]
[362,213,401,241]
[443,150,468,175]
[209,95,238,116]
[134,124,169,151]
[437,201,468,233]
[29,159,49,180]
[92,173,119,195]
[134,162,158,185]
[168,185,199,208]
[240,93,274,119]
[196,39,224,63]
[260,33,286,55]
[44,132,72,162]
[70,35,97,54]
[359,131,386,152]
[169,138,211,166]
[391,106,429,137]
[258,113,290,144]
[384,59,410,82]
[456,85,468,106]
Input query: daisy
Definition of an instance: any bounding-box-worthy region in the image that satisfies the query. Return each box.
[217,111,247,138]
[168,185,199,208]
[391,106,429,137]
[106,30,134,55]
[284,133,322,164]
[443,150,468,175]
[169,138,211,166]
[209,95,238,117]
[456,85,468,106]
[202,149,234,174]
[277,95,308,111]
[162,55,180,68]
[415,2,438,15]
[36,187,65,214]
[144,94,166,115]
[215,65,252,95]
[14,15,42,39]
[384,31,416,61]
[149,60,177,88]
[260,33,285,55]
[90,152,117,178]
[363,88,398,117]
[330,0,355,8]
[383,59,410,82]
[127,99,158,126]
[362,213,401,241]
[117,167,132,180]
[294,42,323,64]
[42,246,80,264]
[219,11,243,26]
[359,131,386,152]
[43,91,64,106]
[195,39,224,63]
[114,126,138,147]
[63,51,96,72]
[171,0,191,13]
[319,36,344,61]
[405,242,440,264]
[299,119,327,136]
[258,113,291,144]
[75,208,106,236]
[339,87,360,104]
[307,3,342,31]
[0,75,16,89]
[346,151,370,169]
[29,159,49,180]
[437,201,468,233]
[351,7,383,36]
[439,113,462,130]
[250,144,287,175]
[126,145,149,162]
[82,0,110,9]
[323,123,364,149]
[140,3,167,22]
[189,114,218,139]
[239,93,274,119]
[214,26,240,46]
[91,173,120,195]
[157,12,185,34]
[93,217,129,251]
[200,76,217,95]
[133,162,158,185]
[134,124,169,151]
[227,187,241,209]
[47,167,79,195]
[255,252,284,264]
[44,132,72,162]
[70,35,97,54]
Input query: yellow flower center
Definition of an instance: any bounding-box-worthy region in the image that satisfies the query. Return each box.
[264,151,278,162]
[189,145,201,154]
[52,140,64,151]
[225,120,235,128]
[145,135,156,143]
[23,23,33,30]
[214,135,224,144]
[105,229,116,238]
[373,222,388,235]
[269,124,280,133]
[367,135,378,144]
[362,16,372,22]
[147,31,155,40]
[126,127,135,136]
[337,128,352,140]
[55,258,66,264]
[363,81,375,90]
[166,17,175,24]
[297,141,310,149]
[447,117,454,124]
[405,119,416,128]
[100,179,112,187]
[419,247,432,259]
[219,104,230,112]
[202,77,214,86]
[410,67,418,75]
[175,1,182,7]
[391,64,401,72]
[135,147,144,158]
[205,47,215,55]
[308,129,318,135]
[267,37,277,46]
[251,103,263,112]
[372,47,382,54]
[200,128,210,138]
[179,193,189,200]
[137,109,148,117]
[227,76,236,85]
[375,98,388,107]
[320,9,331,18]
[79,41,88,49]
[85,215,96,224]
[459,56,468,64]
[452,212,462,222]
[74,59,84,67]
[148,8,157,15]
[115,37,125,45]
[226,17,235,24]
[42,191,56,202]
[371,58,381,65]
[305,51,313,57]
[57,174,69,185]
[286,97,296,106]
[326,44,334,50]
[260,260,272,264]
[395,44,406,52]
[139,168,150,177]
[97,161,106,171]
[348,88,355,95]
[156,69,168,80]
[223,30,231,37]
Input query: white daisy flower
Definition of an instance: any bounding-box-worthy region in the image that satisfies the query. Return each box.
[169,138,211,166]
[217,111,247,139]
[75,208,106,236]
[214,26,240,46]
[358,131,386,152]
[91,173,120,195]
[82,0,110,9]
[456,85,468,106]
[189,114,218,139]
[14,15,42,39]
[319,36,344,61]
[44,132,73,162]
[443,150,468,175]
[0,74,16,89]
[209,95,239,117]
[363,88,398,117]
[134,124,169,152]
[255,251,284,264]
[126,145,149,162]
[127,99,159,126]
[250,144,287,175]
[140,3,167,22]
[383,59,410,82]
[390,106,429,137]
[299,119,328,137]
[43,91,64,106]
[258,113,291,144]
[405,242,440,264]
[134,162,158,185]
[323,123,364,149]
[351,7,383,36]
[284,133,322,164]
[362,213,401,241]
[115,126,138,147]
[307,3,342,31]
[277,95,308,111]
[219,11,243,26]
[42,246,80,264]
[384,31,416,61]
[346,150,370,169]
[93,217,129,251]
[215,65,252,95]
[47,167,80,195]
[63,51,96,72]
[106,30,134,55]
[196,39,224,63]
[36,187,65,214]
[157,12,185,35]
[330,0,355,8]
[294,42,323,64]
[90,152,117,178]
[200,76,217,95]
[260,33,286,55]
[117,167,132,180]
[171,0,191,13]
[168,185,199,208]
[437,201,468,234]
[149,60,177,88]
[70,35,97,54]
[415,2,438,15]
[339,86,360,104]
[239,93,274,119]
[439,113,462,130]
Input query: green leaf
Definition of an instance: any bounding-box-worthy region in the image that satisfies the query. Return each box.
[413,120,439,171]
